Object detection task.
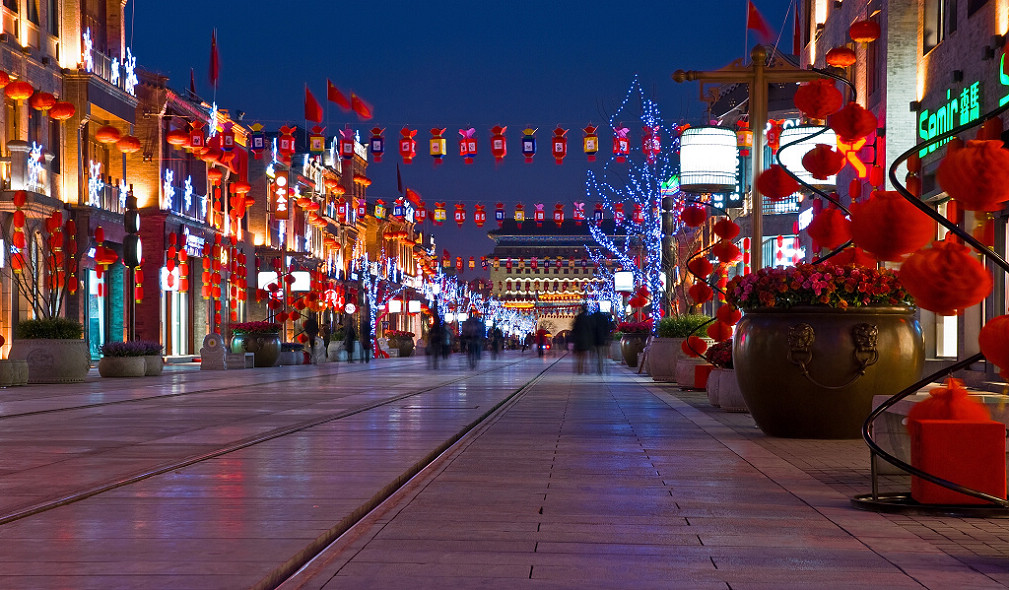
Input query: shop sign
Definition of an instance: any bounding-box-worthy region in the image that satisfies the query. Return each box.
[918,82,981,158]
[181,227,205,258]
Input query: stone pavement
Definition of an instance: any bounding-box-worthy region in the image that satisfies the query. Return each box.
[283,365,1009,590]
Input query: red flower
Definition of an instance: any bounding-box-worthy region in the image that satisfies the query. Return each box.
[849,190,935,261]
[898,240,993,316]
[935,139,1009,211]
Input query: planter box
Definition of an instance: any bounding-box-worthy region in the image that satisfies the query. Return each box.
[98,356,146,378]
[0,359,28,386]
[8,339,91,383]
[910,419,1006,505]
[648,338,683,382]
[144,354,164,376]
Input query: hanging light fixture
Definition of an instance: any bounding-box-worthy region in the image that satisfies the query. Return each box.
[679,126,738,194]
[777,125,839,190]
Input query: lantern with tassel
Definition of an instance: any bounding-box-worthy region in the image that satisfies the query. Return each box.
[399,127,418,163]
[459,128,477,164]
[490,125,507,162]
[369,127,385,162]
[612,125,630,162]
[583,125,599,161]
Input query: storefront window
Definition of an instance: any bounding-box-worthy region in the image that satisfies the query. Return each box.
[161,288,189,356]
[87,269,105,359]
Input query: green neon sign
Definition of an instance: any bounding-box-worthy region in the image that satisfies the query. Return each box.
[918,83,981,157]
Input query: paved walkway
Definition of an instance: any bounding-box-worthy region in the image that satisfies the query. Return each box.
[283,365,1009,590]
[0,353,1007,589]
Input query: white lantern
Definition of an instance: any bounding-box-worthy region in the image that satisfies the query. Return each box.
[777,125,838,190]
[614,271,634,293]
[444,312,455,323]
[679,126,738,194]
[598,300,612,313]
[388,299,403,313]
[456,312,468,323]
[408,300,421,313]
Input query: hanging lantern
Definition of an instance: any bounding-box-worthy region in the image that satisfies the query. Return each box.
[433,202,447,225]
[369,127,385,162]
[612,126,630,163]
[776,126,840,189]
[398,127,418,163]
[415,201,427,224]
[429,128,447,164]
[825,46,857,67]
[679,126,738,193]
[458,128,478,164]
[756,164,801,200]
[553,203,565,227]
[631,204,643,225]
[495,202,505,227]
[393,197,405,219]
[190,122,208,150]
[794,79,844,120]
[734,120,753,157]
[713,218,741,240]
[680,206,707,227]
[593,203,604,226]
[829,102,878,142]
[936,140,1009,211]
[356,197,367,218]
[641,125,660,163]
[95,125,121,144]
[468,256,475,270]
[336,197,348,223]
[710,239,742,263]
[806,206,851,250]
[550,126,568,164]
[49,101,75,121]
[583,125,599,161]
[572,202,585,225]
[687,256,713,279]
[614,203,625,225]
[849,20,881,43]
[801,143,845,180]
[979,315,1009,381]
[533,203,545,227]
[514,203,525,227]
[374,199,387,220]
[29,91,56,111]
[490,125,507,162]
[849,190,936,261]
[765,119,785,153]
[899,240,992,316]
[4,80,33,102]
[473,204,486,228]
[521,128,537,163]
[454,203,466,227]
[166,128,189,146]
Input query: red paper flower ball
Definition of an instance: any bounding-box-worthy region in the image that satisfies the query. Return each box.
[829,102,878,142]
[756,164,800,201]
[801,144,845,180]
[979,315,1009,381]
[794,79,843,119]
[716,304,742,326]
[849,20,881,43]
[710,240,742,263]
[935,140,1009,211]
[686,256,713,279]
[829,246,876,267]
[825,46,857,67]
[688,282,714,304]
[898,240,993,316]
[806,207,851,250]
[907,377,990,426]
[849,190,936,261]
[682,336,708,358]
[680,206,707,227]
[706,320,733,342]
[713,218,741,240]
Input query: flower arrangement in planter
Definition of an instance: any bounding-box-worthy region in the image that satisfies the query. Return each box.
[98,341,147,378]
[231,321,281,334]
[230,321,282,367]
[656,314,710,338]
[100,341,149,357]
[135,340,164,376]
[705,340,733,369]
[616,320,652,334]
[726,263,914,311]
[384,330,415,339]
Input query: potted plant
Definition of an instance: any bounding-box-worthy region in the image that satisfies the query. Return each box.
[650,314,711,382]
[137,340,164,376]
[703,340,747,411]
[230,321,282,367]
[726,263,923,438]
[8,317,91,383]
[385,330,415,357]
[98,341,147,378]
[617,320,651,367]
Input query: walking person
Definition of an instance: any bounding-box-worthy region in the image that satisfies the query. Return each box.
[303,314,319,363]
[428,318,444,370]
[535,329,547,358]
[361,315,373,363]
[571,305,594,374]
[344,320,357,363]
[591,309,614,374]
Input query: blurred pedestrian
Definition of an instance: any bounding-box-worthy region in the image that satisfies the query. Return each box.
[535,329,547,357]
[571,306,593,374]
[591,309,614,374]
[344,321,357,363]
[303,315,319,362]
[428,318,444,370]
[361,315,372,363]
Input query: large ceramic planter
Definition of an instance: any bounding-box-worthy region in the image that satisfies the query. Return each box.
[609,340,622,361]
[620,334,648,367]
[144,354,164,376]
[648,337,683,382]
[8,339,91,383]
[394,339,414,357]
[230,333,282,367]
[733,306,923,439]
[98,356,146,378]
[708,368,747,412]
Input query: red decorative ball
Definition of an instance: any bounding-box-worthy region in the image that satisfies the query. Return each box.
[849,190,935,261]
[898,240,992,316]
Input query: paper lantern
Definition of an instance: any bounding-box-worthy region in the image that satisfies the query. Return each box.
[979,315,1009,381]
[612,126,630,162]
[459,128,477,164]
[686,256,713,279]
[4,80,33,102]
[801,144,845,180]
[29,91,56,111]
[514,203,525,227]
[399,127,418,163]
[207,168,223,185]
[0,71,8,87]
[521,128,537,163]
[582,125,599,161]
[641,125,660,163]
[825,46,857,67]
[907,378,991,425]
[806,207,851,250]
[490,125,507,162]
[369,127,385,162]
[756,164,800,200]
[454,203,466,227]
[829,102,878,142]
[682,336,708,357]
[116,135,142,153]
[713,218,740,240]
[849,190,936,261]
[166,128,189,146]
[710,240,742,263]
[936,140,1009,211]
[433,202,446,225]
[533,203,546,227]
[849,20,881,43]
[899,240,992,316]
[688,282,714,304]
[551,127,568,164]
[680,206,707,227]
[553,203,564,227]
[474,204,486,228]
[707,320,733,342]
[793,79,843,120]
[429,128,447,163]
[49,101,75,121]
[716,304,742,325]
[95,125,121,144]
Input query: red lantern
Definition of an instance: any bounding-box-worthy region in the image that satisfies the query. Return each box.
[207,167,223,185]
[429,128,447,164]
[806,206,852,250]
[632,204,643,225]
[190,122,207,150]
[849,20,881,43]
[95,125,121,144]
[593,203,604,226]
[166,128,189,146]
[936,140,1009,211]
[706,321,733,342]
[4,80,33,102]
[49,101,75,121]
[583,125,599,161]
[356,197,367,218]
[801,144,845,179]
[716,304,742,326]
[415,201,427,224]
[337,126,356,160]
[849,190,936,261]
[613,203,625,225]
[454,203,466,227]
[829,102,878,142]
[641,125,660,163]
[979,315,1009,381]
[433,202,446,225]
[534,203,545,227]
[680,206,707,227]
[766,119,784,153]
[29,91,56,111]
[899,239,993,316]
[682,336,708,357]
[490,125,507,162]
[825,46,857,67]
[473,204,486,228]
[551,127,568,164]
[713,218,741,240]
[794,79,843,120]
[572,202,585,225]
[688,282,714,304]
[553,203,565,227]
[710,240,742,263]
[756,164,800,200]
[399,127,418,163]
[687,256,713,279]
[612,126,630,163]
[459,128,477,164]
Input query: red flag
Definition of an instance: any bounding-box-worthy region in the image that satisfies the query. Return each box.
[397,163,403,194]
[304,86,323,123]
[189,68,197,98]
[209,30,220,88]
[405,188,422,206]
[351,93,373,120]
[747,1,775,43]
[327,80,351,110]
